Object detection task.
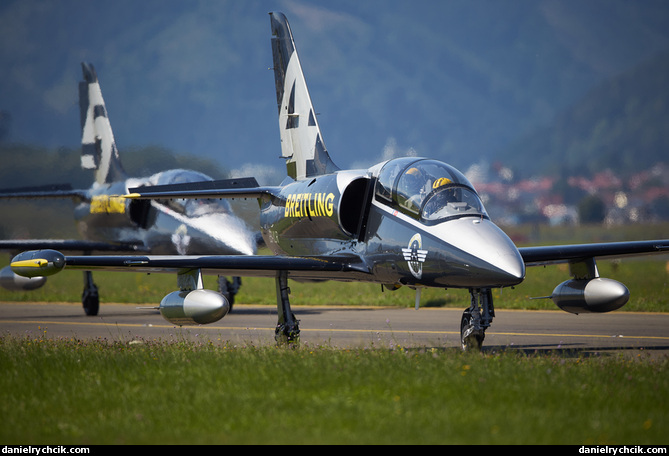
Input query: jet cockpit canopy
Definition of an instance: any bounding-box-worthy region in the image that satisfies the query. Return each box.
[374,158,488,224]
[151,169,232,217]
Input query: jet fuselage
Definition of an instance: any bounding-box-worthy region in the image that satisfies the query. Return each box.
[260,157,525,290]
[75,169,257,256]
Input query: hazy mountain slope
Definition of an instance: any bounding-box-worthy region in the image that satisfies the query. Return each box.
[502,49,669,177]
[1,0,669,176]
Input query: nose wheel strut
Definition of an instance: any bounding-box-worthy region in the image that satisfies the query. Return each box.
[460,288,494,351]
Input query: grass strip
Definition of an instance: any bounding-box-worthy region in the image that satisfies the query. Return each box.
[1,258,666,312]
[1,335,667,445]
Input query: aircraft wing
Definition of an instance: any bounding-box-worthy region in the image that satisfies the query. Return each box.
[0,184,88,200]
[10,250,372,282]
[14,239,668,283]
[0,240,148,254]
[519,240,669,266]
[126,177,281,200]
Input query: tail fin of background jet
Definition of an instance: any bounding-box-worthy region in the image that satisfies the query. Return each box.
[79,62,127,185]
[270,12,339,181]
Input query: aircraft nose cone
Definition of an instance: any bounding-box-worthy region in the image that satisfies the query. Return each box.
[438,218,525,288]
[482,249,525,287]
[470,222,525,287]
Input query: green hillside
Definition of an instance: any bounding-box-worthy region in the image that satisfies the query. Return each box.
[504,49,669,177]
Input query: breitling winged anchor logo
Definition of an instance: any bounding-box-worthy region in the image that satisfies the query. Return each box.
[402,233,428,279]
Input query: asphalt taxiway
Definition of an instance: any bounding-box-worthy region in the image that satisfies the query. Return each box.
[2,301,668,357]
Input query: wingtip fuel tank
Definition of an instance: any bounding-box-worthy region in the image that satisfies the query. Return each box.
[0,266,47,291]
[159,289,230,326]
[10,250,66,278]
[551,278,630,314]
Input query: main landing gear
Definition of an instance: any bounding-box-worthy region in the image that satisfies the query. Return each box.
[82,271,100,316]
[271,280,493,349]
[218,276,242,311]
[275,270,300,345]
[460,288,494,351]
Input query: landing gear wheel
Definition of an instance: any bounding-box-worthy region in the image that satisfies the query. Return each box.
[82,285,99,316]
[275,317,300,346]
[82,271,99,316]
[460,310,484,352]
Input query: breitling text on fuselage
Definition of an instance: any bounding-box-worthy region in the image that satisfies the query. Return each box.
[284,192,335,218]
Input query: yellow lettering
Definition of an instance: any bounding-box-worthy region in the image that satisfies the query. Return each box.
[90,195,126,214]
[314,193,321,216]
[110,196,125,213]
[325,193,334,217]
[284,192,336,218]
[310,193,316,217]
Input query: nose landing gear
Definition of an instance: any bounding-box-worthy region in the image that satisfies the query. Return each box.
[460,288,494,351]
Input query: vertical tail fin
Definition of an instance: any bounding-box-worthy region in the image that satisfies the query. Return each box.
[269,12,339,181]
[79,62,126,185]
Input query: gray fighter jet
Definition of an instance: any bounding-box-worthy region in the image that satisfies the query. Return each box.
[10,13,669,350]
[1,63,258,315]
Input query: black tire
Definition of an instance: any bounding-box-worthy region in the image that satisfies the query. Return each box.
[460,310,483,351]
[82,289,99,316]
